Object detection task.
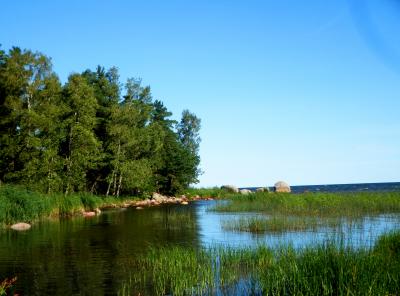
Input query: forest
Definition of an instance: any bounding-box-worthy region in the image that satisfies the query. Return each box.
[0,46,201,197]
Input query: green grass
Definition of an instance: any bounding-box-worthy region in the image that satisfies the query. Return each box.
[222,215,347,233]
[213,191,400,217]
[0,184,139,227]
[119,231,400,296]
[184,187,236,199]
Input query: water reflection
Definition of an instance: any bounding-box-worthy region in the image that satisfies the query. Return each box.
[197,200,400,249]
[0,204,200,295]
[0,200,399,295]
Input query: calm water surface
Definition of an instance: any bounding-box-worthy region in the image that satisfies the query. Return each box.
[0,200,399,295]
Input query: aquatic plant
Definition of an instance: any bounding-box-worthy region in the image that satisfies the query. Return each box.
[184,187,232,199]
[213,191,400,217]
[0,276,17,296]
[0,184,136,227]
[119,231,400,295]
[222,215,346,233]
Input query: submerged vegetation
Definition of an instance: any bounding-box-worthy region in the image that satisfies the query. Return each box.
[0,46,201,197]
[119,231,400,296]
[213,191,400,217]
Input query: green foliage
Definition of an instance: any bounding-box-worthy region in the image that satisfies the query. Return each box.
[184,187,229,198]
[0,184,135,226]
[222,215,345,233]
[120,232,400,295]
[0,46,201,196]
[0,185,54,225]
[213,191,400,217]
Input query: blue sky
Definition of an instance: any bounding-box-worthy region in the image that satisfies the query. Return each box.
[1,0,400,187]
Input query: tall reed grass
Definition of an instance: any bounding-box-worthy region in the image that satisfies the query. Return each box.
[213,191,400,217]
[0,185,135,227]
[184,187,231,199]
[119,231,400,295]
[222,215,346,233]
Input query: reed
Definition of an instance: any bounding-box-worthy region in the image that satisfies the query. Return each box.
[213,191,400,217]
[0,184,137,227]
[119,231,400,295]
[222,215,346,233]
[184,187,231,199]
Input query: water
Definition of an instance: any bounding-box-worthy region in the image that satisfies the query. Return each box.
[244,181,400,193]
[0,199,399,295]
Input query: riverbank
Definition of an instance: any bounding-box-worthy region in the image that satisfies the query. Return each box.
[0,185,214,229]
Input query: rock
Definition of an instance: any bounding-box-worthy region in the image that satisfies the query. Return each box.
[136,199,151,206]
[152,192,167,203]
[274,181,291,193]
[181,201,189,205]
[136,206,144,210]
[83,211,96,217]
[256,187,270,193]
[10,222,31,231]
[221,185,239,193]
[239,189,252,195]
[94,208,101,215]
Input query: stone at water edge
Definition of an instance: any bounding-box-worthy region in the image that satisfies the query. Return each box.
[256,187,270,193]
[239,189,252,195]
[10,222,31,231]
[274,181,291,193]
[221,185,239,193]
[181,201,189,205]
[152,192,167,203]
[136,206,144,210]
[83,211,96,217]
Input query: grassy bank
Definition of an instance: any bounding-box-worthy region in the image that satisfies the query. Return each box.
[212,191,400,217]
[0,185,138,227]
[119,231,400,295]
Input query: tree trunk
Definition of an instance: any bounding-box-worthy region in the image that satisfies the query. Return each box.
[116,174,123,197]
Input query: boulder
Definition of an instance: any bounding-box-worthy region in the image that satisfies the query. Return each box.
[221,185,239,193]
[10,222,31,231]
[152,192,167,203]
[136,206,144,210]
[181,201,189,205]
[239,189,252,195]
[274,181,291,193]
[83,211,96,217]
[256,187,270,193]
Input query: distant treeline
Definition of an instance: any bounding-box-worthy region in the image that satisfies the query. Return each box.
[0,46,201,196]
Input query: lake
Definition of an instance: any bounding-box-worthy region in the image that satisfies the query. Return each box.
[0,200,399,295]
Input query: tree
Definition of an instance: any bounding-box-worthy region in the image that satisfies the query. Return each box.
[62,74,100,193]
[82,66,121,193]
[0,45,202,197]
[0,47,65,192]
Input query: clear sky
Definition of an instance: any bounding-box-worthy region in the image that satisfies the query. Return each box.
[1,0,399,187]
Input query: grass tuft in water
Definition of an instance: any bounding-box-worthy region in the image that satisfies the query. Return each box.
[213,191,400,217]
[222,215,346,233]
[119,231,400,296]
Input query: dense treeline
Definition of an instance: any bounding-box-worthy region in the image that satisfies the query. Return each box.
[0,46,201,196]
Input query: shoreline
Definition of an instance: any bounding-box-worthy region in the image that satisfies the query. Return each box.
[1,187,216,230]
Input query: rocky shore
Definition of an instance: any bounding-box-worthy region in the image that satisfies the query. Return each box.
[99,192,214,212]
